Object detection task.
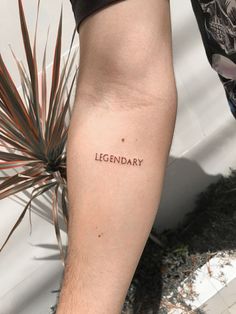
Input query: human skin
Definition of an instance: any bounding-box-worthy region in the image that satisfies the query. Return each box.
[56,0,177,313]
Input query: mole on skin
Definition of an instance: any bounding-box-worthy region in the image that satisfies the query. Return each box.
[121,138,125,142]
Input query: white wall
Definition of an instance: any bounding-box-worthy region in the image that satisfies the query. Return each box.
[1,0,236,313]
[155,0,236,232]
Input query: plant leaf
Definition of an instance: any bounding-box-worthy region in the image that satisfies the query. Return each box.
[0,151,37,161]
[0,55,38,143]
[46,8,62,143]
[52,184,65,264]
[41,27,49,135]
[61,185,68,226]
[0,173,51,200]
[18,0,43,142]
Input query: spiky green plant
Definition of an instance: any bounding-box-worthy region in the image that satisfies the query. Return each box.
[0,0,78,263]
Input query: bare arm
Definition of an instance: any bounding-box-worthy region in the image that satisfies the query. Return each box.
[57,0,177,313]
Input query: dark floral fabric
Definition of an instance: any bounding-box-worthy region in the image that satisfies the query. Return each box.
[191,0,236,119]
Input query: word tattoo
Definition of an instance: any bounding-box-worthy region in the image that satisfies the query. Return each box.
[95,153,144,166]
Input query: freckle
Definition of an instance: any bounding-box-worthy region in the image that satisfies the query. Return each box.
[121,138,125,142]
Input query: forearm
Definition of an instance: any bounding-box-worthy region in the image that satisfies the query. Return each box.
[56,85,177,314]
[56,0,176,312]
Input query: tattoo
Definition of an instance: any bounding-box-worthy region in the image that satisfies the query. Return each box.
[95,153,144,166]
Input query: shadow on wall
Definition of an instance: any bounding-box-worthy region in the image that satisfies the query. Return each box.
[0,263,61,314]
[155,155,222,233]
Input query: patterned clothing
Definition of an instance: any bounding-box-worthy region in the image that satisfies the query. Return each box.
[191,0,236,118]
